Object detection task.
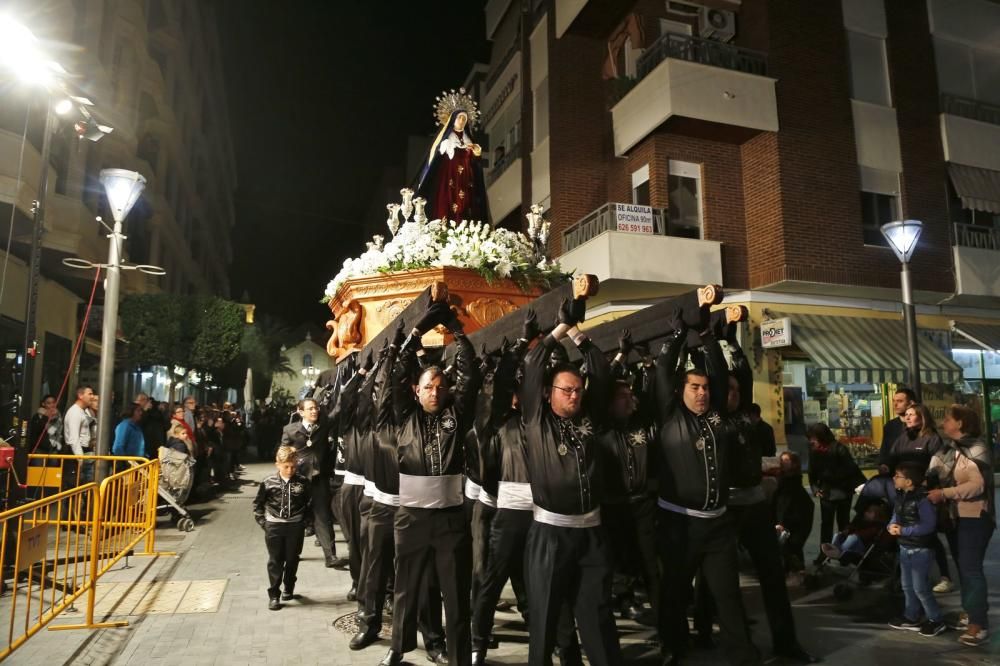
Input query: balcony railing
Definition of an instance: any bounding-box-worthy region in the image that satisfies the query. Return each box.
[486,142,521,186]
[563,203,678,251]
[941,93,1000,127]
[636,32,768,80]
[953,222,1000,251]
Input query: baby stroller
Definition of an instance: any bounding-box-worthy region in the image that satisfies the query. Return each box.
[807,474,899,600]
[152,447,197,532]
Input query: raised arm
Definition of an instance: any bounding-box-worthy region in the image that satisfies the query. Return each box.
[654,308,687,425]
[703,332,731,415]
[576,331,611,428]
[450,331,481,421]
[521,301,581,425]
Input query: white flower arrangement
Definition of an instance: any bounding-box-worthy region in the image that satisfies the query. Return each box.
[323,195,566,303]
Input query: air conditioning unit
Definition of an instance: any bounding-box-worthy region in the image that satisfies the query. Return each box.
[699,7,736,42]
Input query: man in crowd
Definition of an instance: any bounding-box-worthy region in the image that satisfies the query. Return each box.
[281,398,342,569]
[64,385,95,485]
[879,387,916,471]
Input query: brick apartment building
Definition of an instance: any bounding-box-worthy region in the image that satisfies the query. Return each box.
[0,0,237,411]
[479,0,1000,451]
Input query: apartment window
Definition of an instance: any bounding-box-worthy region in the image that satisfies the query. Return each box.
[533,77,549,147]
[659,19,693,37]
[847,31,891,106]
[631,164,650,206]
[859,167,900,246]
[667,160,702,239]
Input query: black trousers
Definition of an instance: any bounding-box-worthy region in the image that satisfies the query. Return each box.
[311,473,336,560]
[358,494,373,605]
[731,501,798,650]
[471,500,496,603]
[472,508,532,649]
[525,521,621,666]
[818,498,850,547]
[602,498,660,617]
[338,482,364,584]
[656,508,759,666]
[264,521,305,599]
[392,505,471,665]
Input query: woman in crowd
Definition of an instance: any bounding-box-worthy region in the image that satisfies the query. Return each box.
[806,422,866,563]
[773,451,814,577]
[928,404,995,647]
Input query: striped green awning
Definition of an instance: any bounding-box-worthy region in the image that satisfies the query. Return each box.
[776,313,962,385]
[951,321,1000,353]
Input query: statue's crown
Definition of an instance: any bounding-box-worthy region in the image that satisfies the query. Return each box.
[434,88,479,128]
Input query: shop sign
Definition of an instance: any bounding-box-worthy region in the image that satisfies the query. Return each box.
[613,204,654,234]
[761,317,792,348]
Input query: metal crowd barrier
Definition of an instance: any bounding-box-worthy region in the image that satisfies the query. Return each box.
[0,455,172,660]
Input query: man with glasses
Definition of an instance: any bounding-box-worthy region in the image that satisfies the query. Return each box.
[281,398,343,569]
[519,280,621,666]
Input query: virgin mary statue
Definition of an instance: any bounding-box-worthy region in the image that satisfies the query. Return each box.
[415,88,490,223]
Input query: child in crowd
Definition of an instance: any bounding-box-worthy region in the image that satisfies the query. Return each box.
[820,502,891,566]
[887,461,945,637]
[253,445,313,610]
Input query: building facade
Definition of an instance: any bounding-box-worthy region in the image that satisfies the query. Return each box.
[0,0,237,416]
[479,0,1000,452]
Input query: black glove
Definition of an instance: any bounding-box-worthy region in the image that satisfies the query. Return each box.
[558,298,586,327]
[414,301,452,334]
[362,352,375,372]
[667,306,687,336]
[304,523,315,537]
[255,517,265,530]
[522,308,539,340]
[618,329,633,356]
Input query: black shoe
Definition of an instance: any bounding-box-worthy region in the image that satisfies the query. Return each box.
[774,645,820,663]
[350,630,379,650]
[888,616,922,631]
[347,584,358,602]
[268,598,281,611]
[280,590,295,601]
[378,649,402,666]
[919,620,946,637]
[472,649,487,665]
[488,634,499,649]
[330,557,350,570]
[426,648,448,664]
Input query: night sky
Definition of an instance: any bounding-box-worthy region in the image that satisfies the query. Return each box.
[215,1,489,328]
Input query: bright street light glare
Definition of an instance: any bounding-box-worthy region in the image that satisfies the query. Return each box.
[54,98,73,115]
[880,219,923,264]
[0,15,55,86]
[99,169,147,224]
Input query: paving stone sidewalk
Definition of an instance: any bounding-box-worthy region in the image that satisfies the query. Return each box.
[8,463,1000,665]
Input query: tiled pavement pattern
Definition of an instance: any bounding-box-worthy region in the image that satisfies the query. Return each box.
[7,463,1000,665]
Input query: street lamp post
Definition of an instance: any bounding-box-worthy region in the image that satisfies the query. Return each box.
[880,219,924,401]
[94,169,146,470]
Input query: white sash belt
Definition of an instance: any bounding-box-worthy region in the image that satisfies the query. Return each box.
[464,478,482,501]
[344,471,366,486]
[363,480,376,497]
[372,488,400,506]
[478,491,497,508]
[532,505,601,528]
[657,497,726,519]
[398,473,464,509]
[498,482,534,511]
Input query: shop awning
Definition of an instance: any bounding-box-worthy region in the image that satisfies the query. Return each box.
[776,313,963,385]
[951,321,1000,353]
[947,163,1000,214]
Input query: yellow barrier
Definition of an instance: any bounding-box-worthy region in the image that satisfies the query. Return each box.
[0,483,108,659]
[0,456,173,659]
[6,454,148,505]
